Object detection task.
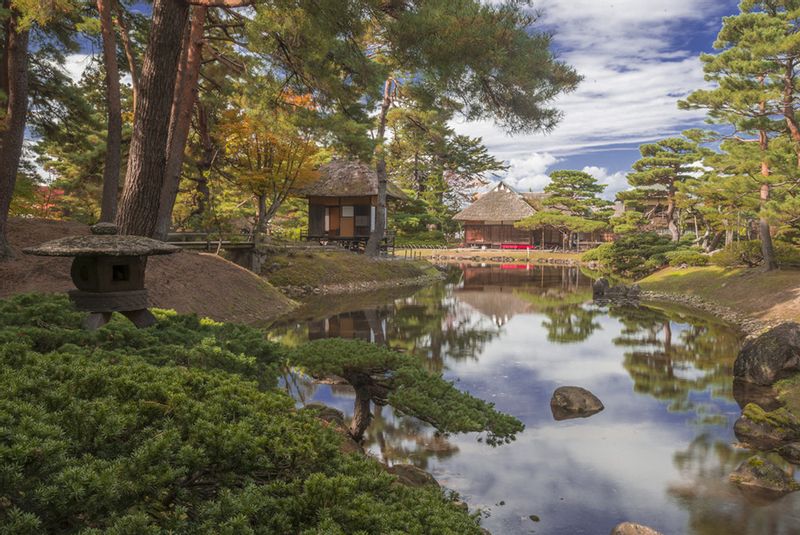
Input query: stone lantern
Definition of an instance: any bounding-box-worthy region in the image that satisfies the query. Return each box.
[24,223,179,330]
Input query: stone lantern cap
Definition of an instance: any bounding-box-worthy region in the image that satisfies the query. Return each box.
[23,223,179,257]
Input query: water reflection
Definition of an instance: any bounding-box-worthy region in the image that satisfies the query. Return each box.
[609,304,742,415]
[268,264,800,535]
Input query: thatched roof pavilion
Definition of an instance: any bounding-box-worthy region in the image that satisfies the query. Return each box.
[300,160,407,243]
[453,185,536,223]
[453,182,561,247]
[302,160,407,200]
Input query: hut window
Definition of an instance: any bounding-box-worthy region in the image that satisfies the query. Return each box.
[341,205,354,218]
[324,209,330,231]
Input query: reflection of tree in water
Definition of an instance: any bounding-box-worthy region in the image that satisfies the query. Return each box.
[669,434,795,535]
[365,405,459,469]
[541,302,601,344]
[388,284,501,372]
[610,304,742,412]
[512,287,601,344]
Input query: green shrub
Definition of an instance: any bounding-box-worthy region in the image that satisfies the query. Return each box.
[776,241,800,267]
[711,240,800,268]
[581,242,613,263]
[711,241,764,268]
[581,233,680,279]
[0,294,487,534]
[665,249,709,267]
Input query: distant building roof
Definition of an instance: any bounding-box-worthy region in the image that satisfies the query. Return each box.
[301,160,407,200]
[453,181,541,222]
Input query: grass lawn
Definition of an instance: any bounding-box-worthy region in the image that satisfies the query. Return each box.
[639,266,800,324]
[263,250,438,289]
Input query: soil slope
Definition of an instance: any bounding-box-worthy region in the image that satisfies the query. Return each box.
[0,218,294,324]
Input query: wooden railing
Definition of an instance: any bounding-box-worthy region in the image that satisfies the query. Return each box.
[299,231,396,255]
[166,232,255,252]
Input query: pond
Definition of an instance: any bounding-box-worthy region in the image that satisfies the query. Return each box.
[269,264,800,535]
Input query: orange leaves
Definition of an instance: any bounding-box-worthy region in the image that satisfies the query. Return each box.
[216,100,320,196]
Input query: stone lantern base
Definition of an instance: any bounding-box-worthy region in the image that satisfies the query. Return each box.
[68,289,156,330]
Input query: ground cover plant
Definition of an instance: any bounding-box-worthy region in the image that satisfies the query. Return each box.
[0,294,519,534]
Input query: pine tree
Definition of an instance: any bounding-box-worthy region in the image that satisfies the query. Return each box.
[679,1,800,269]
[628,137,708,242]
[516,170,610,251]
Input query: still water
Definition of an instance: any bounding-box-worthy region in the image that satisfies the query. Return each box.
[269,264,800,535]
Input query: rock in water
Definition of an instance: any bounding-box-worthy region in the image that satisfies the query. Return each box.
[610,522,663,535]
[734,323,800,386]
[729,455,800,496]
[593,277,610,298]
[550,386,604,421]
[778,442,800,465]
[387,464,439,488]
[733,403,800,450]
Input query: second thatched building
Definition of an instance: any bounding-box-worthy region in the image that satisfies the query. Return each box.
[453,182,563,248]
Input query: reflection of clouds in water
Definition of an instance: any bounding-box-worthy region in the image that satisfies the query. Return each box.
[272,267,800,535]
[446,310,627,388]
[427,422,685,534]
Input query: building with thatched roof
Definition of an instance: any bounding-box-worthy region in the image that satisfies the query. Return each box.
[454,182,562,247]
[300,160,407,242]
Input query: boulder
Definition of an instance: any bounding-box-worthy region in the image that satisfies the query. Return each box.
[734,323,800,386]
[732,379,782,411]
[593,278,640,302]
[729,455,800,496]
[778,442,800,465]
[610,522,663,535]
[592,278,611,299]
[733,403,800,450]
[387,463,439,488]
[550,386,604,421]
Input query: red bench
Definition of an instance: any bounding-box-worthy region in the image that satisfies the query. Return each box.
[500,243,536,250]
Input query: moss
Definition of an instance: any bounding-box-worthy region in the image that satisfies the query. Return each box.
[742,403,800,434]
[776,373,800,415]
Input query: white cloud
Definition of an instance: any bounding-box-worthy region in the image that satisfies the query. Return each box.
[62,53,95,82]
[582,166,629,199]
[456,0,730,190]
[502,152,559,192]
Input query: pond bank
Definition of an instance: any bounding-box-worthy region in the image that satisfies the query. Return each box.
[638,266,800,336]
[261,249,443,298]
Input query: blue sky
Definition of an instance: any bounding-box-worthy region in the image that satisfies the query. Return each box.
[57,0,742,198]
[454,0,742,198]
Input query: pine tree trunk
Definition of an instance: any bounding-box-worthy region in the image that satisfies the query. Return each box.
[782,59,800,168]
[666,183,679,242]
[115,0,190,237]
[758,130,778,271]
[0,12,29,260]
[97,0,122,223]
[349,385,372,442]
[365,78,392,258]
[759,182,778,270]
[114,0,139,115]
[154,5,206,240]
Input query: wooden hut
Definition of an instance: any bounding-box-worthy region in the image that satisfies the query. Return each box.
[300,160,407,247]
[453,182,562,248]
